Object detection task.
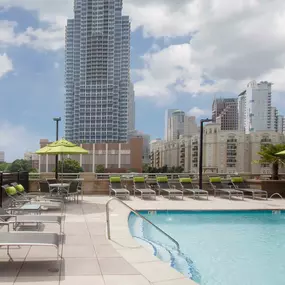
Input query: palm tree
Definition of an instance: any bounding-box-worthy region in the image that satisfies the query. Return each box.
[255,144,285,180]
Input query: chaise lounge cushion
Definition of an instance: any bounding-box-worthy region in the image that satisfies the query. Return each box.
[15,184,25,192]
[6,186,17,196]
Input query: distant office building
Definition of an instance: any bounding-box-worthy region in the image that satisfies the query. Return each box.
[65,0,132,143]
[129,130,150,164]
[0,151,5,162]
[212,98,238,130]
[238,81,272,134]
[38,137,143,173]
[164,109,177,140]
[166,110,198,141]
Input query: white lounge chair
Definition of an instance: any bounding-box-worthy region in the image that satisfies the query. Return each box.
[0,207,63,233]
[209,177,244,200]
[231,176,268,200]
[133,177,156,200]
[176,178,208,200]
[109,177,130,199]
[0,232,61,260]
[156,176,183,200]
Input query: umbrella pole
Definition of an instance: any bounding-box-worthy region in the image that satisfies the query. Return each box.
[61,154,64,184]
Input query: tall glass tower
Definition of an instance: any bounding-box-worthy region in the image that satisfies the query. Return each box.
[65,0,133,143]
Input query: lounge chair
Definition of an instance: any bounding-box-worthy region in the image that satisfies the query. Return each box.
[156,176,183,200]
[133,177,156,200]
[2,185,64,211]
[11,182,63,202]
[177,178,208,200]
[0,207,63,233]
[231,176,268,200]
[0,231,61,260]
[109,177,130,199]
[209,177,244,200]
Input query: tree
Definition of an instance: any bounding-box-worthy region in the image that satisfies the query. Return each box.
[255,144,285,180]
[96,164,105,173]
[7,159,33,173]
[0,162,10,172]
[57,158,84,173]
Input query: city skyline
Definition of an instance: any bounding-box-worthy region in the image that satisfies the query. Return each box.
[1,1,285,161]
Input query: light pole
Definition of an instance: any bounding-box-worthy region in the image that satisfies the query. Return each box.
[199,118,212,189]
[53,117,61,180]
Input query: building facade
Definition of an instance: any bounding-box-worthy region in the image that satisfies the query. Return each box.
[38,137,143,173]
[128,83,135,133]
[0,151,5,163]
[65,0,132,143]
[238,81,273,134]
[212,98,238,130]
[150,125,285,174]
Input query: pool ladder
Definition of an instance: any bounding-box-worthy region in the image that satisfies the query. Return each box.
[106,197,180,253]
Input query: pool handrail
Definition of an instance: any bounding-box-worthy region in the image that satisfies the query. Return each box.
[106,197,180,252]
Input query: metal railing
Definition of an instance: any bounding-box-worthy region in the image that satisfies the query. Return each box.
[106,197,180,252]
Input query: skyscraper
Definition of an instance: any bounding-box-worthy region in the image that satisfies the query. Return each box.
[212,98,238,130]
[238,81,272,134]
[164,109,177,140]
[65,0,132,143]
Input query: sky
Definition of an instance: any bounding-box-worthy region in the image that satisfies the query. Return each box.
[0,0,285,162]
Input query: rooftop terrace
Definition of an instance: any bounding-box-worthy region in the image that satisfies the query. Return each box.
[1,195,285,285]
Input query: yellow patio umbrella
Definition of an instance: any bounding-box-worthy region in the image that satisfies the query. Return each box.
[36,139,88,181]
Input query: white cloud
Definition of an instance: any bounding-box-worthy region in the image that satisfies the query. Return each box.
[0,121,40,162]
[133,0,285,101]
[187,107,211,118]
[0,53,13,78]
[0,20,65,51]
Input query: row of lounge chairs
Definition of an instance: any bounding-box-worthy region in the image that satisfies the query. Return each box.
[109,176,208,200]
[109,175,268,201]
[0,180,80,260]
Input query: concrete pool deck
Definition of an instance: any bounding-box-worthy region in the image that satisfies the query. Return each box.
[1,195,285,285]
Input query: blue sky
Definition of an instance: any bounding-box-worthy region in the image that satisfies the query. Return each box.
[0,1,285,161]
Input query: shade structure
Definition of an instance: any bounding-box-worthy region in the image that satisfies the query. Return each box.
[36,139,89,155]
[276,150,285,155]
[36,139,88,183]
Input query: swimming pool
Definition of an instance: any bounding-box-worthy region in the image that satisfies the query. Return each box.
[128,210,285,285]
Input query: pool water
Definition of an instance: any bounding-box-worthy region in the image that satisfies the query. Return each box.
[128,210,285,285]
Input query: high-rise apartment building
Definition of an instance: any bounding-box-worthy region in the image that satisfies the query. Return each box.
[212,98,238,130]
[128,83,135,133]
[238,81,272,134]
[65,0,132,143]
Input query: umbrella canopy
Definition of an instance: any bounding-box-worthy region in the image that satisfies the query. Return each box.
[276,150,285,155]
[36,139,88,155]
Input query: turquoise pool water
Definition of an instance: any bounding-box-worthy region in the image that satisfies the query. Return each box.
[128,210,285,285]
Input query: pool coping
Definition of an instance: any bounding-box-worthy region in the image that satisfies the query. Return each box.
[108,199,285,285]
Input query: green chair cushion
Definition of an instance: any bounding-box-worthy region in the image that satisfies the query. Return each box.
[179,178,192,183]
[156,176,168,183]
[6,186,17,196]
[231,177,243,183]
[133,177,145,183]
[209,177,222,183]
[15,184,25,192]
[109,176,121,183]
